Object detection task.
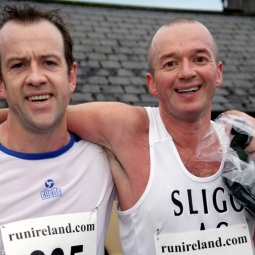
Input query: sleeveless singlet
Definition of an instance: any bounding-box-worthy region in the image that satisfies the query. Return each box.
[117,107,255,255]
[0,133,115,255]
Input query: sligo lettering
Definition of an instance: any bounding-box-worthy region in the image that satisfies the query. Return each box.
[171,187,243,216]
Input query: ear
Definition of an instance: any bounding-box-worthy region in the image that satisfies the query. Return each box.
[0,77,6,99]
[215,61,223,88]
[69,62,77,93]
[146,72,158,96]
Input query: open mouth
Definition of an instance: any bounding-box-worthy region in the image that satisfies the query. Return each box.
[28,94,51,102]
[176,86,201,94]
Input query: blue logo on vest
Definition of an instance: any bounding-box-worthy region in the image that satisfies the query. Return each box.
[45,179,54,188]
[40,179,62,200]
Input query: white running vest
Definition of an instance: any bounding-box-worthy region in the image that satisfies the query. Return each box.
[117,107,255,255]
[0,133,115,255]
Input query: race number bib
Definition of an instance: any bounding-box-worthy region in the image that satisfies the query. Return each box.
[154,224,253,255]
[1,212,97,255]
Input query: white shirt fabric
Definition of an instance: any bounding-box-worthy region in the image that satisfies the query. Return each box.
[0,133,115,255]
[117,107,255,255]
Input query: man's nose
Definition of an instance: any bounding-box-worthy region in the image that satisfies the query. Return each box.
[178,59,196,80]
[25,63,47,87]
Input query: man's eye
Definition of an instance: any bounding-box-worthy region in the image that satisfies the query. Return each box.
[45,61,55,66]
[166,61,175,67]
[13,63,24,69]
[196,57,206,62]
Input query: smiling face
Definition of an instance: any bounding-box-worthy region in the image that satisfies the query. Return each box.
[146,22,223,122]
[0,20,76,133]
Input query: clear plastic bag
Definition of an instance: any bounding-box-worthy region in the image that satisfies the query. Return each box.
[196,114,255,214]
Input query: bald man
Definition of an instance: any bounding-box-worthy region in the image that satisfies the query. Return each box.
[67,18,255,254]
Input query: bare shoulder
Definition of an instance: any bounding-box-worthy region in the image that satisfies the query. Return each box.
[113,104,148,129]
[106,104,149,144]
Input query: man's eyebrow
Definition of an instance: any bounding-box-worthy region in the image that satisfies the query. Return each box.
[40,54,62,60]
[159,52,176,62]
[5,57,27,67]
[159,48,213,62]
[191,48,212,56]
[5,54,62,66]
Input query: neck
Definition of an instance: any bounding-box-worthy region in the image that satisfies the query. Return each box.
[160,107,212,148]
[0,119,70,153]
[159,107,221,177]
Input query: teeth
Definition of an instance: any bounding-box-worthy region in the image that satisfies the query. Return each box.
[28,95,51,101]
[177,86,199,94]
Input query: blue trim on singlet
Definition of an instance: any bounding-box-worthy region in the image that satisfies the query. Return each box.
[0,132,81,160]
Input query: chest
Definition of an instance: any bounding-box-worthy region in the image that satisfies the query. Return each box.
[177,145,221,177]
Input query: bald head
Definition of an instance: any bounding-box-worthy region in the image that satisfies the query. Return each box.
[147,18,219,74]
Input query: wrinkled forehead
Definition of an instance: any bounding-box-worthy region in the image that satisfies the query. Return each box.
[151,23,216,60]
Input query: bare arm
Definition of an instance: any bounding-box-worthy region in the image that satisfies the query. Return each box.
[0,102,148,148]
[67,102,150,210]
[67,102,148,150]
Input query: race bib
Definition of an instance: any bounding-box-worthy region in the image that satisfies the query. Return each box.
[154,224,253,254]
[1,211,97,255]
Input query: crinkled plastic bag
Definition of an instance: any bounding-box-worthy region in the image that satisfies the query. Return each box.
[196,114,255,214]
